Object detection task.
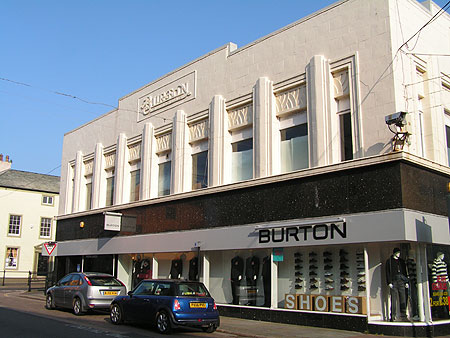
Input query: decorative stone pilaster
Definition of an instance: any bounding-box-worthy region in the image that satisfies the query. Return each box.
[209,95,228,186]
[72,151,83,212]
[91,143,104,209]
[307,55,331,167]
[172,110,188,194]
[254,77,275,178]
[141,123,154,200]
[114,133,127,205]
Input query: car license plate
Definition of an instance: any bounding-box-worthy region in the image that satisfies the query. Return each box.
[102,291,118,296]
[190,302,206,308]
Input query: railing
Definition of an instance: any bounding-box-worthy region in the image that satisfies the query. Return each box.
[1,270,46,292]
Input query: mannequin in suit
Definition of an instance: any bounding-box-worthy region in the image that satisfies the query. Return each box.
[230,255,244,305]
[189,257,199,281]
[169,259,183,279]
[385,248,409,321]
[245,256,260,305]
[262,256,271,307]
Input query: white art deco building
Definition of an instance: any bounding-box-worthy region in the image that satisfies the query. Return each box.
[50,0,450,335]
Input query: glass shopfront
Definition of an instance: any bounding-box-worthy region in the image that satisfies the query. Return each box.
[427,244,450,320]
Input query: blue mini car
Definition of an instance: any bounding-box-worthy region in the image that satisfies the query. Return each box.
[110,279,220,334]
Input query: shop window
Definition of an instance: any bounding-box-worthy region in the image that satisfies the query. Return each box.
[8,215,21,236]
[40,217,52,238]
[427,245,450,320]
[280,123,308,173]
[192,151,208,190]
[232,138,253,182]
[130,169,140,202]
[42,195,54,206]
[158,161,171,196]
[5,247,19,269]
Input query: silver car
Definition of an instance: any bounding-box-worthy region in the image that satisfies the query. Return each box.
[45,272,127,315]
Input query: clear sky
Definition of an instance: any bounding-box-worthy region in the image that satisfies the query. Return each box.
[0,0,448,176]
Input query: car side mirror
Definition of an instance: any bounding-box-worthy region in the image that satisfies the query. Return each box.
[128,291,133,296]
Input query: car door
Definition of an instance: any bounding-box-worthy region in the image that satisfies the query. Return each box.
[123,281,156,322]
[53,274,72,307]
[152,282,173,318]
[64,274,82,307]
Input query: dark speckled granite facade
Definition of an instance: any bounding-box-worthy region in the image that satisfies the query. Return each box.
[56,160,449,242]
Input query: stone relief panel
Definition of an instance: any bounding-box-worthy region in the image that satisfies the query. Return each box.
[104,152,116,169]
[189,120,208,143]
[275,85,307,116]
[84,160,93,176]
[228,104,253,131]
[156,133,172,153]
[128,143,141,162]
[333,70,349,99]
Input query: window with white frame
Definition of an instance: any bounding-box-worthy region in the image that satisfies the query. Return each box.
[192,150,208,189]
[189,119,209,190]
[158,156,171,196]
[275,84,309,173]
[232,135,253,182]
[40,217,52,238]
[85,175,92,210]
[130,168,140,202]
[445,110,450,166]
[416,67,426,157]
[105,170,115,207]
[8,215,21,236]
[42,195,54,206]
[333,70,353,161]
[128,142,141,202]
[4,247,18,269]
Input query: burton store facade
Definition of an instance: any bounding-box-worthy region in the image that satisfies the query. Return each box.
[48,0,450,336]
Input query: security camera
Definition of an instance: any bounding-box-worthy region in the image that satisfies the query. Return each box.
[385,112,407,127]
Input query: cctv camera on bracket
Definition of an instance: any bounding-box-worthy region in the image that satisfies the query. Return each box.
[385,111,407,127]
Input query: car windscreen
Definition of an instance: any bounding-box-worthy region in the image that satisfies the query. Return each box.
[87,276,122,286]
[176,283,210,297]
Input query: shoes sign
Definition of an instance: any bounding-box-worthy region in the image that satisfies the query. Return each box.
[43,242,57,256]
[285,293,366,314]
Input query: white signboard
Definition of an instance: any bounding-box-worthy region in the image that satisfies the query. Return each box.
[104,212,122,231]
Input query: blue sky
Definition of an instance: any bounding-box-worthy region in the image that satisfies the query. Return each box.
[0,0,448,176]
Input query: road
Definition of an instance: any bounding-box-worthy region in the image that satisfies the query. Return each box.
[0,290,236,338]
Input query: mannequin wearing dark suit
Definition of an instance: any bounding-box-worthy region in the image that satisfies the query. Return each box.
[246,256,260,305]
[386,248,409,321]
[170,259,183,279]
[231,256,244,305]
[262,256,271,307]
[189,257,199,281]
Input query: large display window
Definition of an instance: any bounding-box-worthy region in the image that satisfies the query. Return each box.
[281,246,367,314]
[208,249,270,306]
[427,245,450,320]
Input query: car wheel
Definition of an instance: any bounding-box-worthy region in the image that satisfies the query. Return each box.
[72,297,83,316]
[45,293,55,310]
[202,325,217,333]
[156,310,172,334]
[110,303,123,324]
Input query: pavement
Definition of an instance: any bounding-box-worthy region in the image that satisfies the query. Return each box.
[1,285,394,338]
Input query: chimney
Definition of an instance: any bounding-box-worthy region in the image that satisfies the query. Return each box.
[0,153,12,172]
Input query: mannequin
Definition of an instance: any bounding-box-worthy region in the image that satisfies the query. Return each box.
[406,250,419,320]
[245,256,260,305]
[169,259,183,279]
[231,255,244,305]
[262,256,271,307]
[432,252,448,283]
[189,257,199,281]
[385,248,409,321]
[132,255,142,288]
[430,252,449,319]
